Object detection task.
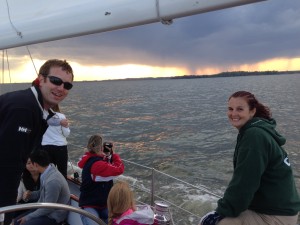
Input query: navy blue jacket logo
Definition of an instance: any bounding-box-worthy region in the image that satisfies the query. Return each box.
[18,126,32,134]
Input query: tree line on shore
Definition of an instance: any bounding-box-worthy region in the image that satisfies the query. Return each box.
[172,70,300,79]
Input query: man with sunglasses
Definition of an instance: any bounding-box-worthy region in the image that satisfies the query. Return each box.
[0,59,74,225]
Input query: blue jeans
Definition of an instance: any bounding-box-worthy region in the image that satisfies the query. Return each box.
[80,207,108,225]
[14,215,59,225]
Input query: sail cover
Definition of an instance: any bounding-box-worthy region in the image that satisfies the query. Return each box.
[0,0,266,50]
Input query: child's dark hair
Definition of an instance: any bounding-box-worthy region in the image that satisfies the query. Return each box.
[29,150,50,167]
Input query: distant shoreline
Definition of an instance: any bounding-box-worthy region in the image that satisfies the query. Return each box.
[2,70,299,84]
[101,70,300,82]
[171,70,300,79]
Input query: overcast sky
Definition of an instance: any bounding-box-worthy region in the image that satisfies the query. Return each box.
[5,0,300,82]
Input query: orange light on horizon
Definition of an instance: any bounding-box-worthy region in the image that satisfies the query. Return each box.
[1,57,299,83]
[72,63,190,81]
[222,58,300,73]
[256,57,300,71]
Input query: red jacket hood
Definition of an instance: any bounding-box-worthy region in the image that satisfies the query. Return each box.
[77,151,100,169]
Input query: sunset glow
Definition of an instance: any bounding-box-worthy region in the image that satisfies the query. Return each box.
[1,57,299,84]
[195,58,300,76]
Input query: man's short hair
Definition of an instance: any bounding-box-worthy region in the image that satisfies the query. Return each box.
[39,59,74,80]
[30,150,50,167]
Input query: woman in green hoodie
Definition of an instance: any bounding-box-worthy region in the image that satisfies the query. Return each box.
[200,91,300,225]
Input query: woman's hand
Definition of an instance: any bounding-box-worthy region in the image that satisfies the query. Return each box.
[23,190,31,202]
[199,211,224,225]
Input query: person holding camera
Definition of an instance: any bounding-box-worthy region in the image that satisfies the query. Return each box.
[78,134,124,225]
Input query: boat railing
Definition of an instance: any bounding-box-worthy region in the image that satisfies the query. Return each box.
[68,157,220,225]
[118,159,221,225]
[0,202,106,225]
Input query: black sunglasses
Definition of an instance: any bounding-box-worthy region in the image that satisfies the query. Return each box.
[47,75,73,90]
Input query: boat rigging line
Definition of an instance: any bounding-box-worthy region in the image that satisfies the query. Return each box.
[26,46,38,75]
[0,45,36,85]
[1,50,3,84]
[1,49,11,87]
[5,0,22,39]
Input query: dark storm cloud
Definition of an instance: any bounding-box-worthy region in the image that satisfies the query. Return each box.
[27,0,300,73]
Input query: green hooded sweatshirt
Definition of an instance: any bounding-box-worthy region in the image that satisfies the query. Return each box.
[216,117,300,217]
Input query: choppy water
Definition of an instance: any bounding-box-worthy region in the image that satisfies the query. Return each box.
[1,74,300,223]
[64,74,300,192]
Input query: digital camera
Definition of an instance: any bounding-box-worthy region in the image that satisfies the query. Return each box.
[103,142,113,154]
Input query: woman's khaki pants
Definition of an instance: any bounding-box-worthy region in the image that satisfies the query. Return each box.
[218,210,299,225]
